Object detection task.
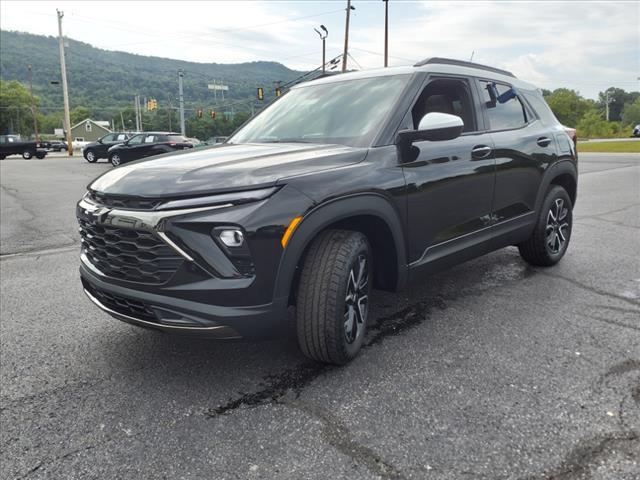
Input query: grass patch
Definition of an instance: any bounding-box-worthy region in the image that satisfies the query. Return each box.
[578,141,640,153]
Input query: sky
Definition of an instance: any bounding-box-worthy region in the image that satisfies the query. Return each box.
[1,0,638,99]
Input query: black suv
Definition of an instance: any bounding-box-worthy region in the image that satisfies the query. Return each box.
[83,132,132,163]
[106,132,194,166]
[77,58,577,365]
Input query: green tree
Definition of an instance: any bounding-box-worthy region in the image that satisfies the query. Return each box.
[0,79,37,136]
[576,110,614,138]
[544,88,593,127]
[70,106,92,125]
[621,98,640,126]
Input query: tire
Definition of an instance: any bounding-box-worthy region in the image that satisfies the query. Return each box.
[296,230,372,365]
[109,153,122,166]
[36,153,46,159]
[84,149,97,163]
[22,150,33,159]
[518,185,573,266]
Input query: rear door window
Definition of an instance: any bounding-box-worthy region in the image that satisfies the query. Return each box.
[479,81,528,131]
[144,135,156,143]
[127,134,144,145]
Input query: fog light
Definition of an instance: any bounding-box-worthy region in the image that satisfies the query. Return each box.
[219,229,244,247]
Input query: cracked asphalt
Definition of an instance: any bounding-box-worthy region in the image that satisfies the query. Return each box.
[1,153,639,479]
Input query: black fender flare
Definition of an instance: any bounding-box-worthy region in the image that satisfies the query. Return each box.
[534,160,578,214]
[272,193,408,301]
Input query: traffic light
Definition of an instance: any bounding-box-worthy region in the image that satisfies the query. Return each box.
[275,87,282,97]
[197,108,203,119]
[257,87,264,101]
[210,110,216,119]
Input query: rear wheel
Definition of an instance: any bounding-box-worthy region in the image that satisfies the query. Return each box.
[296,230,372,365]
[109,153,122,166]
[518,185,572,266]
[36,152,46,159]
[84,149,97,163]
[22,150,33,159]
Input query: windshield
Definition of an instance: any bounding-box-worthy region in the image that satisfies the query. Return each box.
[229,74,411,148]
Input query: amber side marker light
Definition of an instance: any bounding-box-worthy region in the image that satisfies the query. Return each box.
[281,216,302,248]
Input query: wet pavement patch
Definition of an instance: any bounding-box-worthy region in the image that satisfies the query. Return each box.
[206,296,448,417]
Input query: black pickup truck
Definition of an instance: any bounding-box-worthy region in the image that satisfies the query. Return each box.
[0,135,48,159]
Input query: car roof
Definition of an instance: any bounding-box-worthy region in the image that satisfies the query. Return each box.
[136,131,181,135]
[295,57,538,92]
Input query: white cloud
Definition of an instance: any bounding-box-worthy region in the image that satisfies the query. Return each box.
[1,0,637,98]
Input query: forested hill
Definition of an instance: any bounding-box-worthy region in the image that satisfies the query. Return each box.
[0,30,302,115]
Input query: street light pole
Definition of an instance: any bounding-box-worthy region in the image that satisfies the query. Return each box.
[383,0,389,67]
[315,25,328,74]
[56,9,73,156]
[27,64,39,141]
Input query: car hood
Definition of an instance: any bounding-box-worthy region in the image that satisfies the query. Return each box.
[89,143,367,198]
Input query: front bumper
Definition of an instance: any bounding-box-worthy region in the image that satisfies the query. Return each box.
[76,185,312,338]
[80,262,289,338]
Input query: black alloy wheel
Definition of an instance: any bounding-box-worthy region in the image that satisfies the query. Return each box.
[518,185,573,266]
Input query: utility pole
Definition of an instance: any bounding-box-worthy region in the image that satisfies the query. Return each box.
[315,25,328,74]
[342,0,354,72]
[383,0,389,67]
[178,70,186,136]
[605,90,612,121]
[27,64,39,141]
[134,95,140,131]
[57,9,73,155]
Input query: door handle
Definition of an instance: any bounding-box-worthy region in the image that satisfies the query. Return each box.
[471,145,493,159]
[537,137,552,147]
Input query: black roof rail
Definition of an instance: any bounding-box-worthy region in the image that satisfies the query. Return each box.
[414,57,516,78]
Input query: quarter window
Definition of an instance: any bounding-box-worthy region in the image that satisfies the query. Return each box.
[480,81,527,130]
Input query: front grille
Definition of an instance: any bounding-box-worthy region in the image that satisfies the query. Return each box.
[84,280,157,322]
[88,191,162,210]
[79,219,183,284]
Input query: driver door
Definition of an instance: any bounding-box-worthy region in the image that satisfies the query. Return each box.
[401,76,496,273]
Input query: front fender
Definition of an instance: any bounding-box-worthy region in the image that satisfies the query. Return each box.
[272,193,408,301]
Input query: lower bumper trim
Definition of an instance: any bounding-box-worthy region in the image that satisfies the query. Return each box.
[83,288,241,338]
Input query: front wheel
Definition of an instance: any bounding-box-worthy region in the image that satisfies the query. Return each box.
[22,150,33,159]
[109,153,122,166]
[84,149,97,163]
[296,230,372,365]
[36,152,46,159]
[518,185,573,266]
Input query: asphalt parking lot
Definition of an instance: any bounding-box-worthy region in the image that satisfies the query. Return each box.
[1,153,639,479]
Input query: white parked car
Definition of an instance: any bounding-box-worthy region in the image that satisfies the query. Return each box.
[73,137,90,151]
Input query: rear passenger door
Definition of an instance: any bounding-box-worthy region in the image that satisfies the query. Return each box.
[141,134,159,158]
[476,80,557,224]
